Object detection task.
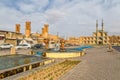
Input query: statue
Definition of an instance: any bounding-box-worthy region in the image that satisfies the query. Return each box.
[54,41,60,51]
[60,39,65,51]
[43,39,49,50]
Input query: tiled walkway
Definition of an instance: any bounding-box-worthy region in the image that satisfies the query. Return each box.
[59,47,120,80]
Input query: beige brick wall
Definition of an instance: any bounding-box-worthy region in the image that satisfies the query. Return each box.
[45,51,85,58]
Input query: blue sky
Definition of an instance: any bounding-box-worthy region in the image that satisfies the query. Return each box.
[0,0,120,37]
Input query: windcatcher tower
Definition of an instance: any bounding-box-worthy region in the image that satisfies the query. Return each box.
[42,24,49,38]
[15,24,20,33]
[44,24,49,33]
[42,28,45,34]
[25,21,31,38]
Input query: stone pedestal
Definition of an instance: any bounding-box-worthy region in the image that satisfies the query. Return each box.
[23,67,26,72]
[108,44,113,52]
[29,65,32,70]
[10,46,16,55]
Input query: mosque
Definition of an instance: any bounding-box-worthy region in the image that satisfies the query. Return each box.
[66,20,120,45]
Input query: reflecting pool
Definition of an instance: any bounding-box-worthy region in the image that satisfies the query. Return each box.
[0,54,44,70]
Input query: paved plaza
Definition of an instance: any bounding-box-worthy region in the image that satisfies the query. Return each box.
[59,47,120,80]
[0,46,120,80]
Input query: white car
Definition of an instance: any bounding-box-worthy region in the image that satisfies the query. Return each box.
[16,44,31,49]
[0,43,13,49]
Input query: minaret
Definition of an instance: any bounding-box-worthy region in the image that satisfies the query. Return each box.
[101,19,104,31]
[101,19,104,44]
[96,20,98,33]
[96,20,98,44]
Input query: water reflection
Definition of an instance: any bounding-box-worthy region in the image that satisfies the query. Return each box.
[0,54,44,70]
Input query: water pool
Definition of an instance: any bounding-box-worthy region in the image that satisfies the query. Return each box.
[66,46,92,51]
[35,46,92,54]
[0,54,44,70]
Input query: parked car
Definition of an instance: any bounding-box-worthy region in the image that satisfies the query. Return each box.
[31,44,43,49]
[16,44,31,49]
[0,43,13,49]
[65,44,73,47]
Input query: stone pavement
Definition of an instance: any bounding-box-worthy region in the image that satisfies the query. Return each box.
[59,47,120,80]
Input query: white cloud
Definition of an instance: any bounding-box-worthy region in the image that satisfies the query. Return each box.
[45,9,66,24]
[0,0,120,37]
[17,3,36,13]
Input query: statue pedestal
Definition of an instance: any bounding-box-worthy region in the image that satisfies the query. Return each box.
[107,44,113,52]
